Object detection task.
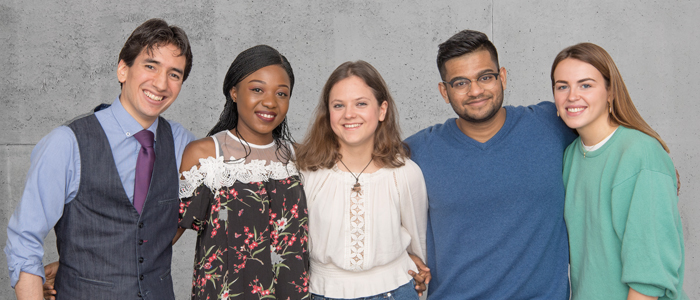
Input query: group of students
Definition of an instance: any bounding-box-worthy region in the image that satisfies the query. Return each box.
[6,18,687,300]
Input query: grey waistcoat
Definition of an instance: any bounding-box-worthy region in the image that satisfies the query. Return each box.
[54,114,177,300]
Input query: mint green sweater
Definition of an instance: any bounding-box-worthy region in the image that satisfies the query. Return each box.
[563,126,687,300]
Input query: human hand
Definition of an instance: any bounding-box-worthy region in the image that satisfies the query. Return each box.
[43,261,59,300]
[407,254,431,296]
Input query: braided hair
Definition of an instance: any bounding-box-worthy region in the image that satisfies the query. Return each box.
[208,45,296,162]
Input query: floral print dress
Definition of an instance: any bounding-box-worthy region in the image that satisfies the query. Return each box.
[179,131,309,300]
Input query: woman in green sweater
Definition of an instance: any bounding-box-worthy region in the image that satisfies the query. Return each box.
[550,43,687,300]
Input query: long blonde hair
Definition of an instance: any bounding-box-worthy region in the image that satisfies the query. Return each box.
[296,60,409,171]
[550,43,669,152]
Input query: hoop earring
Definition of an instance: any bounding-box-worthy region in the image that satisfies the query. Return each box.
[608,102,612,114]
[556,110,559,117]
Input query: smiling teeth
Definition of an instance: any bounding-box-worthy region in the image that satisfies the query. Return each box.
[258,113,275,119]
[567,107,585,112]
[344,124,361,128]
[144,91,163,101]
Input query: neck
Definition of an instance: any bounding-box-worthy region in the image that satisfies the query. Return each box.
[456,107,507,143]
[578,119,618,146]
[231,127,274,146]
[338,144,379,173]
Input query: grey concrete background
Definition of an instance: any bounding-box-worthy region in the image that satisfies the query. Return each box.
[1,0,698,298]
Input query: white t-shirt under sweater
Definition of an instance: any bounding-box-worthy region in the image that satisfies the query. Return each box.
[302,158,428,298]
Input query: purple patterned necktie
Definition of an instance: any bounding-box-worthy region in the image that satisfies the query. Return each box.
[133,130,155,214]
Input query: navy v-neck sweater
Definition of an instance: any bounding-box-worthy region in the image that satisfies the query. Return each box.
[405,101,576,299]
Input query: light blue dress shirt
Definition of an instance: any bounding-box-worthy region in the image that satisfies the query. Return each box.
[4,97,195,287]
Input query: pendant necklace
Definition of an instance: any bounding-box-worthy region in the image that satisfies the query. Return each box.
[338,157,373,194]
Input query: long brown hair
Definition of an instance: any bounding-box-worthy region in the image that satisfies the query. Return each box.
[550,43,669,153]
[296,60,409,171]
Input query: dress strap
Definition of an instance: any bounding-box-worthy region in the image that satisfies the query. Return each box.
[211,135,224,158]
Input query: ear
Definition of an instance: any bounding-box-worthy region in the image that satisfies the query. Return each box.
[499,67,507,90]
[378,100,388,122]
[439,82,450,104]
[117,60,128,84]
[229,87,238,103]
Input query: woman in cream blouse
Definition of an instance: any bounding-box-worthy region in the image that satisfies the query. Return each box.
[296,60,429,300]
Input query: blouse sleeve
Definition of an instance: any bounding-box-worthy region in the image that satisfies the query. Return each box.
[398,160,429,262]
[179,180,212,232]
[611,169,684,299]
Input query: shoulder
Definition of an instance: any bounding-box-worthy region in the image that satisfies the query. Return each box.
[405,120,453,154]
[522,101,562,126]
[166,119,196,143]
[513,101,577,144]
[613,127,675,177]
[36,126,78,152]
[395,158,425,182]
[180,137,216,173]
[183,137,215,159]
[397,158,423,174]
[300,167,333,192]
[617,127,671,160]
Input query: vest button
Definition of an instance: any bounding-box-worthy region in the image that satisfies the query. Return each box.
[139,257,144,263]
[137,291,142,297]
[138,239,143,245]
[139,222,144,228]
[140,274,144,280]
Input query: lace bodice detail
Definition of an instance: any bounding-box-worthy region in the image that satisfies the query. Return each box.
[179,130,299,198]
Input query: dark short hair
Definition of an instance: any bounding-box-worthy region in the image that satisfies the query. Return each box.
[437,30,499,80]
[118,18,193,82]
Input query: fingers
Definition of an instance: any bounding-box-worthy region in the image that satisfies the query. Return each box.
[414,281,427,296]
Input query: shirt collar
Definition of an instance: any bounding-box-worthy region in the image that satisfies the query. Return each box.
[110,96,159,140]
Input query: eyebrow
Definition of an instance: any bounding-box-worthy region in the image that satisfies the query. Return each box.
[248,79,290,89]
[144,58,184,75]
[330,96,371,103]
[554,77,596,85]
[449,69,498,81]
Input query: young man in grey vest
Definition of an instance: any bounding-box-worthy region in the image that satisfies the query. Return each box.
[5,19,196,299]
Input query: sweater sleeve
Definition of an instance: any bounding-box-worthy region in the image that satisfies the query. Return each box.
[399,160,428,262]
[611,169,684,299]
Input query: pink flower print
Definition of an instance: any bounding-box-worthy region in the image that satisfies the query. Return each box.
[222,290,229,300]
[238,209,244,216]
[204,262,211,269]
[205,274,211,280]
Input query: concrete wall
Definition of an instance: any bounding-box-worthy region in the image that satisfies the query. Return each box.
[1,0,698,298]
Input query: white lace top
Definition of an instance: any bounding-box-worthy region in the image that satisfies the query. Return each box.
[179,130,298,198]
[302,159,428,298]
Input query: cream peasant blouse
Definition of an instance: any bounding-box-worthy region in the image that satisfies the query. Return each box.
[302,159,428,298]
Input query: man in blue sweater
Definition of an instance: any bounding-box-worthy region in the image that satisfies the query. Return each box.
[405,30,576,299]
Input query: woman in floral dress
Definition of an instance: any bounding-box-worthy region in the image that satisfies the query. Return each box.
[175,45,308,300]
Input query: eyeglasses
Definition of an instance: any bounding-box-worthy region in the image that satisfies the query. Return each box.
[442,73,500,94]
